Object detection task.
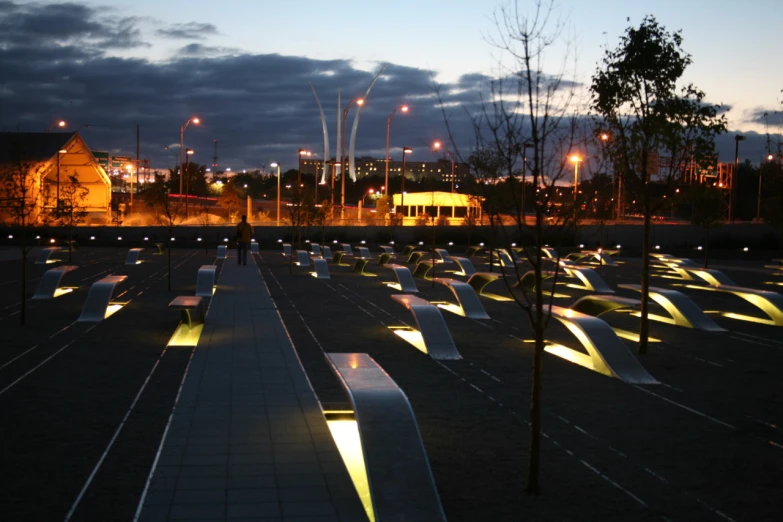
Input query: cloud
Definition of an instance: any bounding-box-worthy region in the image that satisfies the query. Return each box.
[176,43,240,57]
[745,107,783,126]
[156,22,218,40]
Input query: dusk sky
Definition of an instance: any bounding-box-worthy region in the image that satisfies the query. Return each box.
[1,0,780,172]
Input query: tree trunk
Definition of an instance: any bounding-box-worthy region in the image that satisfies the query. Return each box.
[526,211,544,494]
[20,231,27,326]
[703,229,709,268]
[167,232,172,292]
[639,188,651,355]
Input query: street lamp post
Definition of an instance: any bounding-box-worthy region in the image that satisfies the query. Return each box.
[521,142,534,221]
[400,147,413,223]
[341,98,364,219]
[56,148,67,211]
[760,154,776,220]
[570,154,582,202]
[270,162,281,226]
[184,148,194,219]
[385,105,409,196]
[46,120,66,133]
[433,141,456,193]
[179,116,200,212]
[732,134,745,223]
[329,161,341,209]
[297,148,311,186]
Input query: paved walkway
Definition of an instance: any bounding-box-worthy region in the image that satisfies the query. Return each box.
[137,254,367,521]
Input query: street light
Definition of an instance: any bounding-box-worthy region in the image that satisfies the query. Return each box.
[46,120,66,132]
[400,147,413,223]
[385,105,409,196]
[297,148,312,186]
[341,97,364,219]
[521,142,534,220]
[570,154,582,202]
[270,162,281,226]
[185,148,194,218]
[179,116,200,211]
[56,148,67,210]
[433,141,457,193]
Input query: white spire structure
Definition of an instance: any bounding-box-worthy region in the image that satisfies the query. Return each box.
[309,81,330,184]
[348,65,387,181]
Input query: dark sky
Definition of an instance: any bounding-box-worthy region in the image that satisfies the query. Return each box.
[0,1,776,173]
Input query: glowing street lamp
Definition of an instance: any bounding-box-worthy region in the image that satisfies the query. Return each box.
[433,140,456,193]
[270,162,281,226]
[56,148,67,210]
[341,97,364,219]
[297,148,312,186]
[570,154,582,202]
[46,120,66,132]
[179,116,200,216]
[385,105,409,196]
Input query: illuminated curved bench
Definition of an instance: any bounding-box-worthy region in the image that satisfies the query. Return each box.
[432,248,453,264]
[681,284,783,326]
[432,277,490,319]
[545,305,658,384]
[250,241,259,254]
[449,256,476,277]
[325,353,447,522]
[295,250,310,267]
[567,251,617,266]
[618,283,725,332]
[216,244,227,260]
[34,247,61,265]
[333,250,351,266]
[490,249,515,267]
[402,245,417,257]
[412,260,436,279]
[154,242,164,255]
[354,246,371,259]
[311,258,330,279]
[124,247,144,265]
[380,245,395,254]
[321,245,332,260]
[32,265,78,299]
[467,272,511,301]
[667,265,736,287]
[407,251,427,264]
[562,266,614,293]
[168,295,205,329]
[281,243,292,257]
[390,294,461,360]
[195,265,216,297]
[570,295,640,317]
[77,275,128,322]
[378,252,395,266]
[385,264,418,293]
[465,245,484,258]
[310,243,322,256]
[541,247,559,259]
[341,243,353,255]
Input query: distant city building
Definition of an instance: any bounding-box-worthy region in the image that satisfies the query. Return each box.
[300,156,469,184]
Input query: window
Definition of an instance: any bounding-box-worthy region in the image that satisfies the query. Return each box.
[454,206,467,217]
[425,205,437,216]
[441,207,454,217]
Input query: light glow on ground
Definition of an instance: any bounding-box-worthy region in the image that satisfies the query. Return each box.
[167,323,204,347]
[104,303,125,319]
[390,327,428,354]
[326,418,375,522]
[53,287,75,298]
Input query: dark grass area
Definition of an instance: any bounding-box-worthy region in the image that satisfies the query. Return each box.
[0,246,781,521]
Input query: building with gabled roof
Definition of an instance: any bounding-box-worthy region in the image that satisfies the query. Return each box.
[0,132,112,224]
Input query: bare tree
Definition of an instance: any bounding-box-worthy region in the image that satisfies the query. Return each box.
[0,147,46,325]
[438,0,584,493]
[48,174,89,262]
[142,172,182,290]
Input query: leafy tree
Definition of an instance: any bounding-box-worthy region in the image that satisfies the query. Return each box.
[217,180,243,223]
[591,15,727,354]
[0,145,46,325]
[313,199,334,248]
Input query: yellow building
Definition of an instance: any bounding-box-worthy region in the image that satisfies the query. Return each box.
[0,132,112,224]
[391,191,483,225]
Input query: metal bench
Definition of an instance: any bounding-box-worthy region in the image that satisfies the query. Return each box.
[545,305,658,384]
[341,243,353,255]
[281,243,292,256]
[378,252,395,266]
[412,260,435,279]
[355,246,371,259]
[32,265,78,299]
[77,275,128,322]
[567,251,617,266]
[250,241,259,254]
[310,243,322,256]
[449,256,476,277]
[764,259,783,271]
[34,247,61,265]
[667,265,736,287]
[154,242,165,255]
[196,265,217,297]
[385,264,419,293]
[402,245,417,257]
[570,295,640,317]
[432,278,490,319]
[465,245,484,258]
[618,283,725,332]
[354,258,374,275]
[168,296,205,330]
[322,245,332,260]
[325,353,447,522]
[541,247,559,259]
[125,247,144,265]
[680,284,783,326]
[216,244,227,260]
[432,248,453,264]
[333,250,352,266]
[380,245,395,254]
[295,250,310,267]
[490,249,515,267]
[390,294,461,360]
[467,272,512,301]
[407,251,428,264]
[311,258,330,279]
[561,265,614,293]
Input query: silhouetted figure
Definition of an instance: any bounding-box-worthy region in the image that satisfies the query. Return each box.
[236,215,253,266]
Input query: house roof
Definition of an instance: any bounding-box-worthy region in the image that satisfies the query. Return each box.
[0,132,75,163]
[392,191,483,206]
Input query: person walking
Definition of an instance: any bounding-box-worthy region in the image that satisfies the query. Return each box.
[235,214,253,265]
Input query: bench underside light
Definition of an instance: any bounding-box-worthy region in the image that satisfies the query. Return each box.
[167,322,204,347]
[324,411,374,522]
[389,326,429,355]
